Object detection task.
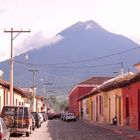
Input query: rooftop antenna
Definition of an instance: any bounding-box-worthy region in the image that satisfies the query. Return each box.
[127,68,130,74]
[121,61,124,78]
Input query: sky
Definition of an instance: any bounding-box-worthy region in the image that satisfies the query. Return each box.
[0,0,140,61]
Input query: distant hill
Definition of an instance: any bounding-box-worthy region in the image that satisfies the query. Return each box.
[0,20,140,97]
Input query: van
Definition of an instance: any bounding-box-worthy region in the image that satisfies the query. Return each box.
[0,105,32,137]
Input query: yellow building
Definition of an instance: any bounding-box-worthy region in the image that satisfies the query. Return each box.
[103,89,123,125]
[92,92,104,123]
[0,78,31,112]
[78,72,133,125]
[36,96,45,112]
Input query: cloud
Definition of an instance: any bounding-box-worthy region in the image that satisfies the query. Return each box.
[0,46,11,62]
[0,51,9,62]
[0,8,5,13]
[15,31,63,55]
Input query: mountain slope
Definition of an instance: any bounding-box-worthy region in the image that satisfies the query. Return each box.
[0,20,140,96]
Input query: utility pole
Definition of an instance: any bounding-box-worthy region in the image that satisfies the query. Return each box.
[121,61,124,78]
[29,69,39,111]
[41,78,53,112]
[42,79,52,97]
[44,82,53,93]
[4,28,31,105]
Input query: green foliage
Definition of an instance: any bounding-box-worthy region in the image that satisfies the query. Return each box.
[48,95,68,112]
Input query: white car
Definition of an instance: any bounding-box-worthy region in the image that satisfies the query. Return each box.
[0,117,10,140]
[38,113,44,123]
[65,113,76,121]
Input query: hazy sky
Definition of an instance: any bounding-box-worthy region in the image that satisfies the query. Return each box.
[0,0,140,61]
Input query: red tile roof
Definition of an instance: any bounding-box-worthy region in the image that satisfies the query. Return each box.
[36,95,44,100]
[78,72,135,100]
[69,76,113,95]
[78,76,113,85]
[0,79,30,98]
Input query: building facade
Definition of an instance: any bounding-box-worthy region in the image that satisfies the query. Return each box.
[78,72,140,129]
[69,77,112,117]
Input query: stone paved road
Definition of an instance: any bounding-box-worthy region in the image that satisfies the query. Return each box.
[10,120,131,140]
[10,121,51,140]
[47,120,130,140]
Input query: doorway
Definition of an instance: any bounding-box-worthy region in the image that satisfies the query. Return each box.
[118,97,122,124]
[126,96,129,126]
[96,96,98,121]
[109,98,111,123]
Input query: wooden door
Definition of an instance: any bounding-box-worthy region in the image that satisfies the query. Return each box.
[126,97,129,125]
[118,97,122,124]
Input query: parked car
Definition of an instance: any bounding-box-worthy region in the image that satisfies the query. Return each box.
[31,112,41,128]
[38,113,44,123]
[62,113,67,121]
[40,112,47,122]
[48,113,54,120]
[60,113,66,121]
[53,113,61,119]
[65,113,76,121]
[0,117,10,140]
[31,115,35,131]
[0,105,32,137]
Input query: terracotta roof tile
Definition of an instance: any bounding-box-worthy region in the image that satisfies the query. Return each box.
[78,72,135,100]
[78,77,113,85]
[0,79,30,98]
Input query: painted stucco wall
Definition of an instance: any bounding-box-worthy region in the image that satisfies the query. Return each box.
[103,88,123,125]
[122,81,140,129]
[33,98,37,112]
[88,97,92,120]
[82,98,89,120]
[36,99,43,112]
[92,93,104,123]
[13,93,24,105]
[0,87,4,112]
[69,86,93,116]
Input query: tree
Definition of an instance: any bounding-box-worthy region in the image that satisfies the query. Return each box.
[48,95,68,112]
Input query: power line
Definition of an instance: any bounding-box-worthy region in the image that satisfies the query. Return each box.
[14,46,140,67]
[30,46,140,65]
[46,62,121,69]
[14,60,122,69]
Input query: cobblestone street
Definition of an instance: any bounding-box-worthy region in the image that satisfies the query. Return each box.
[48,120,130,140]
[10,119,136,140]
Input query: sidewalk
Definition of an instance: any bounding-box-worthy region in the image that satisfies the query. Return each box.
[82,120,140,140]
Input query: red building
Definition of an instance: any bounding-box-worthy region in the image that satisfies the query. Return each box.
[68,77,112,117]
[122,73,140,130]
